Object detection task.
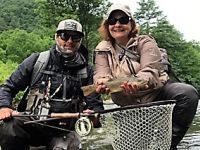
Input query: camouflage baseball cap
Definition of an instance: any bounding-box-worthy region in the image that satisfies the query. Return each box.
[56,19,84,36]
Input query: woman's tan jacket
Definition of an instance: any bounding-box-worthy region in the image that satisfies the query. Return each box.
[93,35,169,106]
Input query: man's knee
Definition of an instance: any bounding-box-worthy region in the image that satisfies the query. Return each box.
[0,118,26,138]
[48,132,81,150]
[0,118,30,148]
[0,122,29,150]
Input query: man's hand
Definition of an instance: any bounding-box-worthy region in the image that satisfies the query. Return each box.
[0,107,19,120]
[83,109,101,128]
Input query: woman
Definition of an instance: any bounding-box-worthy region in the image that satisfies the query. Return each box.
[93,3,199,150]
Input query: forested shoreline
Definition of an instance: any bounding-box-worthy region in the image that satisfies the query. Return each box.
[1,0,200,93]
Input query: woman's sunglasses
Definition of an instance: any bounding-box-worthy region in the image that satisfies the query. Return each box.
[107,16,131,25]
[58,32,82,42]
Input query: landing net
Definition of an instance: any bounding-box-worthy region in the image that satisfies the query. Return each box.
[100,100,175,150]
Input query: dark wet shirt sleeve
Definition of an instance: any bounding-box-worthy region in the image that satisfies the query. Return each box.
[0,53,39,108]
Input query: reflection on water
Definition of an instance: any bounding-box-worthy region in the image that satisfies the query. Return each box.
[82,103,116,150]
[82,128,113,150]
[82,102,200,150]
[177,102,200,150]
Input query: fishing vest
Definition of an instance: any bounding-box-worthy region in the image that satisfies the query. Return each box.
[21,51,88,117]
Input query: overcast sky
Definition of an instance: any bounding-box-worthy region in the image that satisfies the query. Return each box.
[109,0,200,42]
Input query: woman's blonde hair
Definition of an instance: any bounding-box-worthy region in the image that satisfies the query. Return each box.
[98,17,140,44]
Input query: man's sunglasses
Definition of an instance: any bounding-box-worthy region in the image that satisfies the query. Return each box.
[107,16,131,25]
[58,32,82,42]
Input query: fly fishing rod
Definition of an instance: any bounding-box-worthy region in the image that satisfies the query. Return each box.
[2,100,176,136]
[12,99,176,123]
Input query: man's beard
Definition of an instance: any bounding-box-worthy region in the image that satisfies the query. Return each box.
[56,40,81,57]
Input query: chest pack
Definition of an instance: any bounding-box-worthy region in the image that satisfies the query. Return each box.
[17,50,88,112]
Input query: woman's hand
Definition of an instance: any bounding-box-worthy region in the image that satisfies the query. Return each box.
[120,81,149,94]
[95,78,110,94]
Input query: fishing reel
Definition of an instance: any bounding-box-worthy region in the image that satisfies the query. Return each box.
[75,116,93,136]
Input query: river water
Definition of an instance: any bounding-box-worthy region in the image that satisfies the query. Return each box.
[82,102,200,150]
[0,103,199,150]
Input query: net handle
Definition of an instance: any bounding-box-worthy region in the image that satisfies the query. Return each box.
[97,100,176,114]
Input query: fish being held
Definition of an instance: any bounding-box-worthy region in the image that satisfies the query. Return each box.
[81,76,148,96]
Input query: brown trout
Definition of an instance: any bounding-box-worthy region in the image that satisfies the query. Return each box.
[81,76,148,96]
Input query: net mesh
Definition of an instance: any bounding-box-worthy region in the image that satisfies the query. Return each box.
[100,102,175,150]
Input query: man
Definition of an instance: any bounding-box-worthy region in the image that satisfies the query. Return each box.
[0,19,103,150]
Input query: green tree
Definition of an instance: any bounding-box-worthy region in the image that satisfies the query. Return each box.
[0,0,40,32]
[135,0,200,92]
[36,0,111,62]
[0,60,17,83]
[0,29,53,63]
[134,0,166,34]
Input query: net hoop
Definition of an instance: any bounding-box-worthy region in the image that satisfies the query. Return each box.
[100,100,176,150]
